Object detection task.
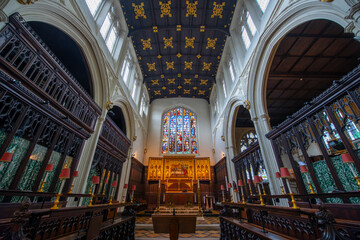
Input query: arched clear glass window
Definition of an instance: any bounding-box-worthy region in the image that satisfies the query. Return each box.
[240,130,258,152]
[162,107,197,154]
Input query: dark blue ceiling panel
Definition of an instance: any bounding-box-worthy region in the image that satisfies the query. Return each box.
[120,0,236,102]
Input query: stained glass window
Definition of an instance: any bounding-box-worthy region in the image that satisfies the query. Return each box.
[162,107,197,154]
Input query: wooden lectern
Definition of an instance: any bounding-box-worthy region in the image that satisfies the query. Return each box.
[152,214,197,240]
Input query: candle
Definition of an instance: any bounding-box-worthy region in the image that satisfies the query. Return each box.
[44,172,49,182]
[287,180,292,194]
[158,179,161,188]
[305,173,310,183]
[257,184,261,195]
[240,186,244,196]
[58,179,66,194]
[225,176,229,191]
[348,164,358,177]
[198,179,200,189]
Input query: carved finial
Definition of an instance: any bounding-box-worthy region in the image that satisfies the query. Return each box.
[244,100,250,110]
[106,101,114,111]
[17,0,39,4]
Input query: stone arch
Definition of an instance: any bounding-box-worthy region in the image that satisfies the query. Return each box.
[12,2,111,108]
[247,1,350,124]
[112,97,136,141]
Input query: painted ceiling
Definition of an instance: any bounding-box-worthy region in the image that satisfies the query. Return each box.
[120,0,237,102]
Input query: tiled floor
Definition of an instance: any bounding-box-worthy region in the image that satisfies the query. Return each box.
[135,216,220,239]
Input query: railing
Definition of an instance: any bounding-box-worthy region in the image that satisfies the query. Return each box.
[0,13,101,133]
[232,143,269,198]
[100,116,131,159]
[265,64,360,203]
[219,202,360,240]
[0,199,137,240]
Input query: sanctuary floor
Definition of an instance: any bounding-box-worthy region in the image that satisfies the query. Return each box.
[135,216,220,240]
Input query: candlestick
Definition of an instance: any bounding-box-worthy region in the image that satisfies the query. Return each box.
[88,183,95,207]
[240,186,245,204]
[109,187,114,205]
[50,179,66,210]
[304,173,315,194]
[38,172,49,192]
[222,190,225,202]
[348,164,360,191]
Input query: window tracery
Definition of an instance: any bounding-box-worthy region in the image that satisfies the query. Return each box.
[162,107,197,154]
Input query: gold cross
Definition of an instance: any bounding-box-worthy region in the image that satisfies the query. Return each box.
[206,38,217,50]
[132,2,147,19]
[202,62,212,71]
[159,1,172,18]
[211,2,225,19]
[185,37,195,48]
[186,1,198,17]
[166,61,175,70]
[154,90,161,95]
[184,61,193,70]
[147,62,156,71]
[200,79,208,85]
[151,80,159,85]
[141,38,152,50]
[184,78,192,84]
[163,37,174,49]
[168,78,175,84]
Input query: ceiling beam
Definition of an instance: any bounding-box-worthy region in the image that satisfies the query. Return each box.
[286,33,354,39]
[143,73,216,80]
[128,25,229,36]
[268,73,343,81]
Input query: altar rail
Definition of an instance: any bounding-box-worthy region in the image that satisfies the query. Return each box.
[0,200,136,240]
[220,202,360,240]
[265,64,360,201]
[0,13,101,133]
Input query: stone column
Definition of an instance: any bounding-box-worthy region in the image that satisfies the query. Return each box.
[252,113,288,206]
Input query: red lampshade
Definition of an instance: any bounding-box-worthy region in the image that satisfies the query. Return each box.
[221,185,225,190]
[132,185,136,191]
[227,183,232,188]
[124,184,128,189]
[300,165,308,173]
[73,170,79,177]
[45,164,54,172]
[104,178,108,183]
[247,179,251,184]
[91,175,100,184]
[280,167,291,178]
[342,153,354,164]
[238,179,244,187]
[112,181,118,188]
[275,172,281,178]
[254,175,262,184]
[0,152,13,162]
[59,168,70,179]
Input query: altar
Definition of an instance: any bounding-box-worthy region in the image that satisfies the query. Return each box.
[164,192,195,206]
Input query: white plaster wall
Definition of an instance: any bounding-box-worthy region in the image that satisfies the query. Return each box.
[213,122,226,164]
[145,98,214,165]
[132,119,145,164]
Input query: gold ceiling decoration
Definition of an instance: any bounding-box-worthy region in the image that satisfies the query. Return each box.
[186,1,198,17]
[147,62,156,71]
[132,2,147,19]
[184,61,193,70]
[154,90,161,95]
[185,36,195,48]
[151,79,159,85]
[177,52,182,58]
[211,2,225,19]
[168,78,175,84]
[198,90,205,95]
[169,89,176,94]
[184,78,192,84]
[200,79,208,85]
[184,89,190,94]
[159,1,172,18]
[166,61,175,70]
[163,37,174,49]
[202,62,212,71]
[141,38,152,50]
[206,38,217,50]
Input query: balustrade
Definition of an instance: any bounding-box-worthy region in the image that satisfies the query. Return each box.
[266,64,360,204]
[0,13,101,133]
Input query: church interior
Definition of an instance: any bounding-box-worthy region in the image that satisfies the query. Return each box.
[1,0,360,239]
